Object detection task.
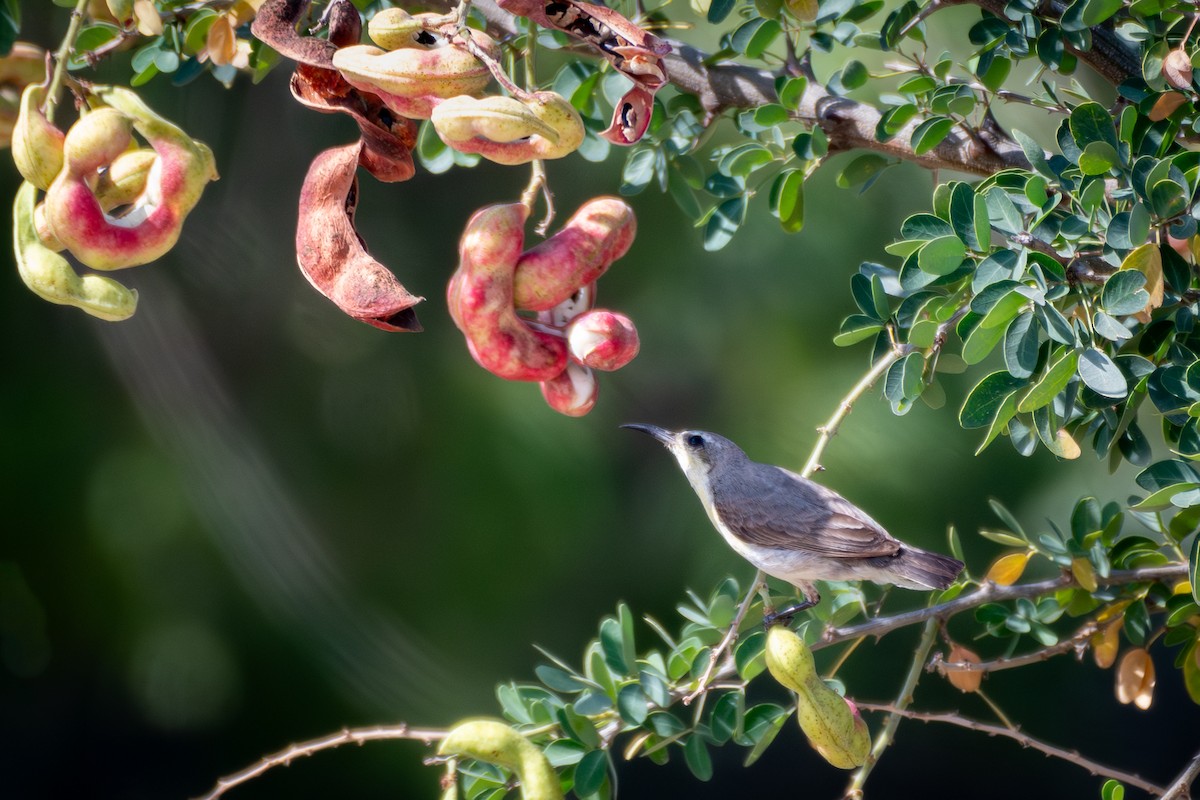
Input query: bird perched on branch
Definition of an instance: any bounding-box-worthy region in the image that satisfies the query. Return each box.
[623,424,964,618]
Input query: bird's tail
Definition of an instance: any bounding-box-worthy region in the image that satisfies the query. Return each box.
[882,546,964,590]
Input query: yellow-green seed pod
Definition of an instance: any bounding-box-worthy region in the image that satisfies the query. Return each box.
[63,107,134,175]
[12,84,65,190]
[367,7,424,50]
[765,626,871,769]
[438,719,564,800]
[13,181,137,320]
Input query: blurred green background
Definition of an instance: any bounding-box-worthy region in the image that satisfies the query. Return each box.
[3,4,1197,799]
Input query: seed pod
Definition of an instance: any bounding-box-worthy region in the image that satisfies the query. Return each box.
[62,108,134,175]
[13,181,137,320]
[367,8,425,50]
[540,362,598,416]
[512,197,636,311]
[1164,48,1193,90]
[447,203,568,381]
[93,148,157,210]
[431,91,585,165]
[566,309,639,371]
[438,719,563,800]
[765,625,871,769]
[43,85,218,271]
[332,26,499,120]
[12,84,65,190]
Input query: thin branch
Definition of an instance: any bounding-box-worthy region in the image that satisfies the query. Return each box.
[820,564,1187,648]
[682,573,765,705]
[855,703,1166,795]
[1163,748,1200,800]
[929,621,1096,676]
[44,0,90,124]
[844,618,938,797]
[802,341,909,476]
[200,724,448,800]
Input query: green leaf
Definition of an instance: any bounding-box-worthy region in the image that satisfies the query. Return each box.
[574,750,608,796]
[704,196,746,251]
[949,183,978,250]
[1018,349,1079,412]
[742,705,789,767]
[616,684,649,725]
[834,315,884,346]
[536,665,585,692]
[917,235,967,275]
[735,630,767,681]
[1191,533,1200,604]
[962,316,1007,364]
[1081,0,1122,24]
[707,0,736,23]
[620,148,657,194]
[836,153,892,188]
[1101,270,1150,315]
[1070,101,1118,150]
[1150,179,1189,218]
[1078,348,1128,398]
[543,738,587,767]
[1012,129,1054,178]
[754,103,790,127]
[977,392,1019,454]
[777,76,807,110]
[910,116,955,155]
[683,735,713,781]
[1078,141,1118,175]
[709,692,744,744]
[960,371,1028,428]
[773,169,805,233]
[1004,312,1040,379]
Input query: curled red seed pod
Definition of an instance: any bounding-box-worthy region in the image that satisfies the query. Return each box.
[448,203,568,381]
[512,197,636,311]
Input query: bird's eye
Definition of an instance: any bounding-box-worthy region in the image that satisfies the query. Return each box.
[686,434,705,448]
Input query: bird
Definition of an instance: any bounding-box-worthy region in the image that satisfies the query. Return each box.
[622,423,964,618]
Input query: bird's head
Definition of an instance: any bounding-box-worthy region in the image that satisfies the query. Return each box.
[621,424,747,485]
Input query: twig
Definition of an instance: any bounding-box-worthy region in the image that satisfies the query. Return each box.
[854,703,1166,795]
[821,564,1187,647]
[682,574,765,705]
[1162,748,1200,800]
[802,340,909,477]
[44,0,90,124]
[200,724,449,800]
[929,622,1096,676]
[844,618,938,797]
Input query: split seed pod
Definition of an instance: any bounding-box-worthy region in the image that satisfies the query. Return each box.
[431,92,584,165]
[42,85,218,271]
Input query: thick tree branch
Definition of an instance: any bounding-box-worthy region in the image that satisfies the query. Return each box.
[943,0,1139,86]
[854,704,1165,795]
[662,44,1031,177]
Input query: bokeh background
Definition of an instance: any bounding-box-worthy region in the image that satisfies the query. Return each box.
[3,4,1197,798]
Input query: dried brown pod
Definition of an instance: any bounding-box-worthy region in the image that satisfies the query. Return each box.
[1163,48,1193,90]
[496,0,669,144]
[943,643,982,693]
[1115,648,1155,710]
[296,141,423,331]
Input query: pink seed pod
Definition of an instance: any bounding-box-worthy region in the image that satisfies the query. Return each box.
[512,197,636,311]
[42,85,217,271]
[536,282,596,329]
[540,362,598,417]
[566,309,639,371]
[448,203,568,381]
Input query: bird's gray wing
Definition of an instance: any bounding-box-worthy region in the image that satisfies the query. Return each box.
[713,465,900,557]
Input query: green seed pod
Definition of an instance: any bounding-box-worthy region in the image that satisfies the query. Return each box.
[765,626,871,769]
[13,181,137,320]
[438,719,564,800]
[93,148,157,210]
[12,83,65,190]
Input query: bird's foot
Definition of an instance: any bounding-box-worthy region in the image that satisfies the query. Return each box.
[762,597,816,627]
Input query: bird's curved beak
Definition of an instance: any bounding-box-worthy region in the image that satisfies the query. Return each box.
[621,423,674,446]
